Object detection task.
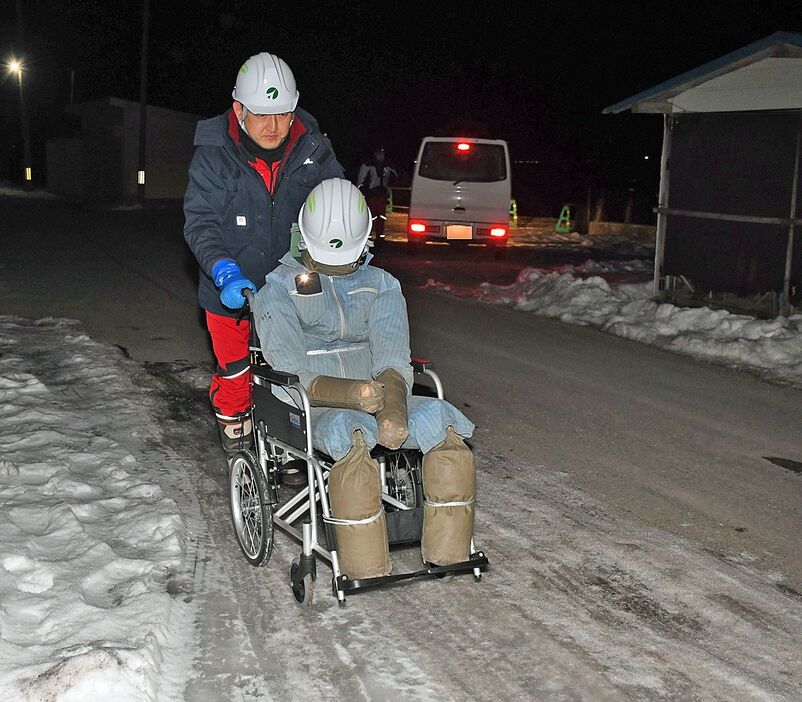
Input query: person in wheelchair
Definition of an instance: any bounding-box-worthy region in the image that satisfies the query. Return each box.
[250,178,476,575]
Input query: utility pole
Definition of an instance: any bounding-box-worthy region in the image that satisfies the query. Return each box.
[15,0,32,187]
[137,0,150,205]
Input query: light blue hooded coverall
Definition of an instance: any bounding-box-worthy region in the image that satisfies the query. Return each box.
[250,252,474,460]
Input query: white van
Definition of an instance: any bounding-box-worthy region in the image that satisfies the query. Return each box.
[407,137,511,256]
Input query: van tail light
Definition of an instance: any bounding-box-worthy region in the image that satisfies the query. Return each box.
[490,226,507,238]
[409,221,427,234]
[456,142,471,152]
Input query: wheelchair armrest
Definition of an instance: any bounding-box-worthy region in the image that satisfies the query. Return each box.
[252,365,300,387]
[411,357,434,373]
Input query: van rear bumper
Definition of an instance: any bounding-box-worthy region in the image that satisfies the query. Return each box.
[406,219,508,246]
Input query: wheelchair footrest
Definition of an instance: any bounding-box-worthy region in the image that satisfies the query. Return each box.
[334,551,489,594]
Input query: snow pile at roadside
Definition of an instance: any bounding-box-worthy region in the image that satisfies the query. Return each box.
[465,263,802,387]
[0,318,192,700]
[0,183,61,199]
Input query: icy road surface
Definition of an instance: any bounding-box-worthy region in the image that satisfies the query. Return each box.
[1,195,800,699]
[147,356,802,701]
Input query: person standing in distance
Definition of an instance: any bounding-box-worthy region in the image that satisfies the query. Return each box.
[356,146,397,240]
[184,52,344,459]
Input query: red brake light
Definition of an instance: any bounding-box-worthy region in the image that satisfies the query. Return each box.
[409,222,427,233]
[456,142,471,152]
[490,226,507,238]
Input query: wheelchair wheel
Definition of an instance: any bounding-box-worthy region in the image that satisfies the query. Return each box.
[229,450,274,567]
[385,450,423,509]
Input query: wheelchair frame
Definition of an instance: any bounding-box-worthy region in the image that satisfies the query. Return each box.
[228,292,489,606]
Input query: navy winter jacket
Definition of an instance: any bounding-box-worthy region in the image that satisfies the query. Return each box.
[183,107,344,316]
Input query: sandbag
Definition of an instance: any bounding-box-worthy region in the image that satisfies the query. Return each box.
[308,375,384,413]
[421,426,475,565]
[327,430,391,578]
[375,368,409,449]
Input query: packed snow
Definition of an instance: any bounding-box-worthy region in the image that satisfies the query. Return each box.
[0,318,193,700]
[424,259,802,389]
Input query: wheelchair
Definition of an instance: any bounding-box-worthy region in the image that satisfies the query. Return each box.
[227,290,489,606]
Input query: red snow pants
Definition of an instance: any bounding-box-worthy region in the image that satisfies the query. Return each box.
[205,311,252,420]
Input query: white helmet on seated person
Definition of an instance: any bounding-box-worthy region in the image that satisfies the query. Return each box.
[298,178,372,266]
[232,52,299,114]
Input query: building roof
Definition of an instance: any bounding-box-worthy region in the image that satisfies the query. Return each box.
[603,31,802,114]
[67,96,202,123]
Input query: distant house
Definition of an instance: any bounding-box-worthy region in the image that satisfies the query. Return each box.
[46,97,201,203]
[604,31,802,316]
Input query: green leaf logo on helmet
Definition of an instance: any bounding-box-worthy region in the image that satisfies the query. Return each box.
[306,193,316,213]
[328,239,343,249]
[265,86,279,99]
[239,63,249,74]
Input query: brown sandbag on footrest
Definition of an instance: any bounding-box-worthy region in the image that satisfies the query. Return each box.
[421,426,476,565]
[328,430,391,579]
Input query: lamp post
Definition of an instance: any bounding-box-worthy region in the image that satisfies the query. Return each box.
[137,0,150,205]
[7,58,33,185]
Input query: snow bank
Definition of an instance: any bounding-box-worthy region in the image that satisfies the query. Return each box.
[470,264,802,388]
[0,318,192,700]
[0,183,61,199]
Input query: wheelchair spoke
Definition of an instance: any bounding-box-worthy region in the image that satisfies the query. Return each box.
[385,450,422,509]
[244,513,261,554]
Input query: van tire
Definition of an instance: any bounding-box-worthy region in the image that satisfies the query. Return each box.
[490,245,506,260]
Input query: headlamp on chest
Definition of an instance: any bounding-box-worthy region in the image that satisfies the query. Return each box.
[295,271,322,295]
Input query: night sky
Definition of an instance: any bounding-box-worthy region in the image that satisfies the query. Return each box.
[2,0,802,216]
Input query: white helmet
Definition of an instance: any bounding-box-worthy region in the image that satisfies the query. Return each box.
[232,52,299,114]
[298,179,372,266]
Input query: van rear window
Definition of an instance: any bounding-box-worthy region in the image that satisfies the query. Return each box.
[418,142,507,182]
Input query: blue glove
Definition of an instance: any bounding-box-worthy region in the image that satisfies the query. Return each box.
[211,259,256,309]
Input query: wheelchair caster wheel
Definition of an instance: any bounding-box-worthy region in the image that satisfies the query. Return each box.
[428,563,453,582]
[290,558,314,606]
[473,573,483,582]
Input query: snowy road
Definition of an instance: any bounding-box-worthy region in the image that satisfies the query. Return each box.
[2,195,801,699]
[138,355,802,700]
[398,287,802,592]
[142,357,802,700]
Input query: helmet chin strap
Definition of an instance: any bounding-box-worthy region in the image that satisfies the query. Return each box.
[301,249,363,276]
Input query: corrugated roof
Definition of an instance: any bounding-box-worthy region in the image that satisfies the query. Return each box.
[603,31,802,114]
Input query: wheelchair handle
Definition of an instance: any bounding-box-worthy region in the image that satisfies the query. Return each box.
[236,288,255,325]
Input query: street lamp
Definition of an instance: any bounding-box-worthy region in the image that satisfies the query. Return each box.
[7,57,32,184]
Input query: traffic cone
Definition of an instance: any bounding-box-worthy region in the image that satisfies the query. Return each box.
[555,205,573,233]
